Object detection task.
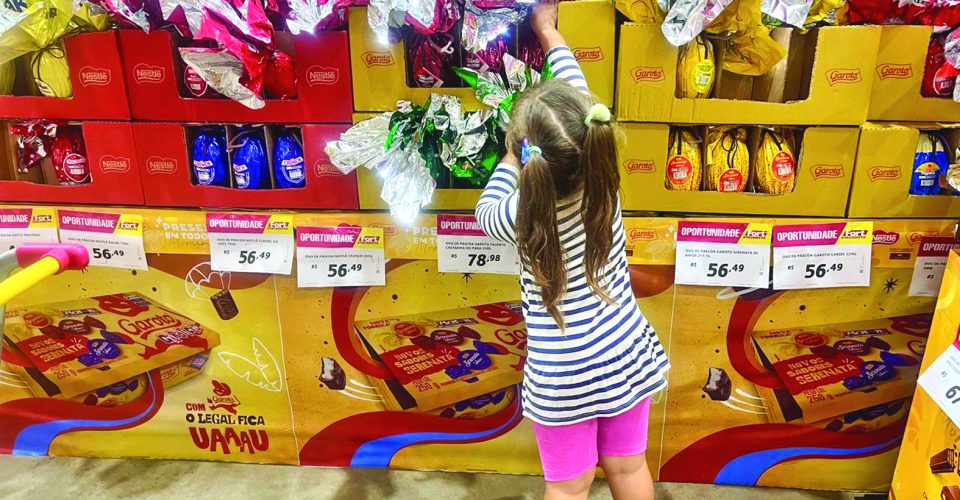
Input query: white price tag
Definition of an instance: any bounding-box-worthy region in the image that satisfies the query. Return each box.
[436,215,519,275]
[773,222,873,290]
[0,207,58,250]
[207,213,294,275]
[674,221,772,288]
[58,210,147,270]
[909,236,960,297]
[920,342,960,429]
[296,226,385,288]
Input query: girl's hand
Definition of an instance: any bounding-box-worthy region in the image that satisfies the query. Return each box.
[530,0,565,53]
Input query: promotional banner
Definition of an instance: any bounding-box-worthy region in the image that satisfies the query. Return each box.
[0,206,954,492]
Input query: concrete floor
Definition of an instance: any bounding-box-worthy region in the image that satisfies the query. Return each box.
[0,456,869,499]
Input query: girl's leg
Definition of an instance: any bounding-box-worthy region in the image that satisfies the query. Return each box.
[544,467,596,500]
[598,454,654,500]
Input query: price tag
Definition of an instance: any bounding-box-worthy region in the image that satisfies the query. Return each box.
[437,214,519,275]
[909,236,960,297]
[296,226,385,288]
[772,222,872,290]
[674,221,772,288]
[0,207,58,250]
[58,210,147,270]
[919,341,960,429]
[206,213,294,275]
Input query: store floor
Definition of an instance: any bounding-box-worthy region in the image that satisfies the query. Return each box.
[0,455,876,499]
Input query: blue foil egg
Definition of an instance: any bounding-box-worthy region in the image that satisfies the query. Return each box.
[191,127,229,186]
[910,132,949,195]
[273,129,306,189]
[231,127,268,190]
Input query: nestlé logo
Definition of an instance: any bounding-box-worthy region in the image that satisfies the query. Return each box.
[79,66,111,87]
[307,65,339,86]
[876,63,912,80]
[631,66,664,83]
[314,159,342,177]
[99,155,130,173]
[146,156,177,175]
[133,63,165,84]
[826,68,862,85]
[872,230,900,245]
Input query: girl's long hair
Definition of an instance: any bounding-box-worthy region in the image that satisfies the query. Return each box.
[508,79,620,328]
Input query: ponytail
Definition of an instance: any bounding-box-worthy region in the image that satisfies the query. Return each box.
[517,153,566,328]
[581,106,619,303]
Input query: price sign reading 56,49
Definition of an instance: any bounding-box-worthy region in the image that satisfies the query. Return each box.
[296,226,385,288]
[772,222,872,290]
[58,210,147,271]
[674,221,772,288]
[920,342,960,429]
[207,213,294,275]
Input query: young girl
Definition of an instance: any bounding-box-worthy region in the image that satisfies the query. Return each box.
[475,2,670,499]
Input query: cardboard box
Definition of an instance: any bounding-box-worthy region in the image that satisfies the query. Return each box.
[848,123,960,218]
[349,0,615,113]
[0,121,144,205]
[0,31,131,120]
[616,24,881,124]
[869,25,960,122]
[618,123,857,216]
[133,122,358,209]
[119,29,352,123]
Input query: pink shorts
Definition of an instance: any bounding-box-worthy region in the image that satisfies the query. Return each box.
[531,397,652,482]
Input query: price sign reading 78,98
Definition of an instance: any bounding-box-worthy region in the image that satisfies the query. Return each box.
[920,341,960,429]
[674,221,772,289]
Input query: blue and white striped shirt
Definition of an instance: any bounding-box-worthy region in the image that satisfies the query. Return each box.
[475,46,670,426]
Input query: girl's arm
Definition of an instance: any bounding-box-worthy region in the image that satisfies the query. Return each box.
[475,152,520,244]
[531,0,589,94]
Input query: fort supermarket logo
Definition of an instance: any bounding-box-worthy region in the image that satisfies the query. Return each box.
[631,66,664,83]
[811,165,843,179]
[872,230,900,245]
[628,229,656,241]
[876,63,913,80]
[133,63,165,84]
[573,47,603,62]
[146,156,178,174]
[362,52,393,67]
[79,67,111,87]
[307,65,338,86]
[99,155,131,173]
[868,166,901,182]
[826,68,861,85]
[623,160,655,174]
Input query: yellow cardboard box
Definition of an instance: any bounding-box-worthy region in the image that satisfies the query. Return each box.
[616,24,881,124]
[618,123,857,216]
[869,25,960,122]
[848,123,960,219]
[349,0,615,113]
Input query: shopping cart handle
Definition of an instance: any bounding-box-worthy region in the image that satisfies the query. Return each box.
[15,244,90,272]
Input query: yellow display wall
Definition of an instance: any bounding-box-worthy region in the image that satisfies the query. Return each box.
[0,206,951,492]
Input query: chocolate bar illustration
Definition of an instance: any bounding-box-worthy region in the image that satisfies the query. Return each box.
[943,486,960,500]
[320,357,346,390]
[702,367,731,401]
[931,448,957,474]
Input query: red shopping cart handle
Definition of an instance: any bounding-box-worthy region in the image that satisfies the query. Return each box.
[15,244,90,272]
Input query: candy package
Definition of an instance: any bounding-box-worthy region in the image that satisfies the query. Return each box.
[463,28,512,74]
[30,41,72,98]
[0,60,14,94]
[2,292,221,400]
[704,126,749,192]
[753,314,930,424]
[922,35,955,98]
[355,302,526,412]
[910,132,950,196]
[50,125,90,185]
[264,50,298,100]
[616,0,666,23]
[230,126,269,189]
[273,128,306,189]
[752,127,796,194]
[665,128,702,191]
[191,126,230,187]
[516,19,545,71]
[676,36,715,98]
[71,352,210,407]
[407,32,458,88]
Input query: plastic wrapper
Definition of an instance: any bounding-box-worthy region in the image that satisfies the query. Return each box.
[51,126,90,185]
[0,0,73,64]
[180,47,265,110]
[517,20,544,71]
[285,0,347,33]
[230,127,269,190]
[193,6,272,99]
[409,0,460,35]
[665,128,702,191]
[920,0,960,29]
[92,0,153,31]
[761,0,813,27]
[804,0,844,25]
[191,127,230,186]
[662,0,735,46]
[616,0,666,23]
[464,31,511,73]
[158,0,203,37]
[676,36,715,98]
[367,0,458,43]
[461,0,525,53]
[911,132,950,196]
[704,126,749,192]
[0,60,14,94]
[845,0,905,24]
[705,0,759,36]
[455,53,546,122]
[183,63,221,97]
[30,41,72,98]
[946,146,960,193]
[922,35,955,98]
[72,2,112,31]
[753,128,796,194]
[326,113,394,175]
[264,50,298,99]
[408,32,457,88]
[11,119,58,172]
[723,26,787,76]
[273,128,306,189]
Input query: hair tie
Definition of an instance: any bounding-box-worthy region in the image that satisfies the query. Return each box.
[520,138,542,165]
[584,103,611,126]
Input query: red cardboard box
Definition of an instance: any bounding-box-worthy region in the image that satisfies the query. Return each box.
[119,30,352,123]
[133,122,358,209]
[0,121,143,205]
[0,32,131,120]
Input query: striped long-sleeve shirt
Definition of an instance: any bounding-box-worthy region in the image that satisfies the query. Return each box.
[475,46,670,426]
